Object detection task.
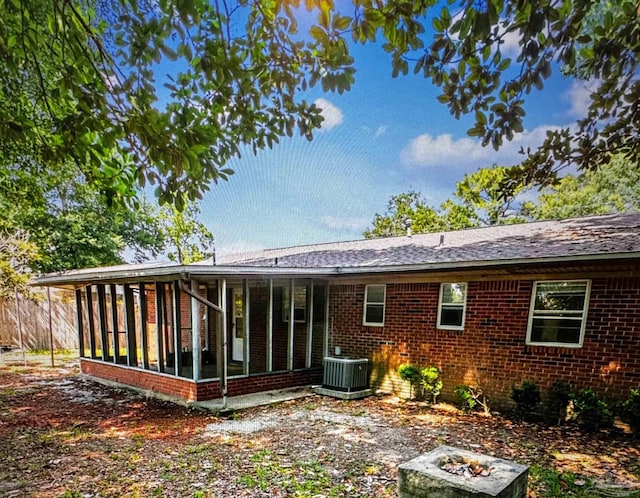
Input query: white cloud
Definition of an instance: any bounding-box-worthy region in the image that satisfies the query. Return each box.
[565,80,597,119]
[400,125,562,171]
[313,98,344,130]
[374,125,388,138]
[499,29,521,57]
[320,215,369,231]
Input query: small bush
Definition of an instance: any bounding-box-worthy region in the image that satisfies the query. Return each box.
[510,380,541,419]
[455,385,490,415]
[420,366,443,403]
[548,380,572,425]
[398,364,421,399]
[455,385,476,412]
[571,388,613,431]
[622,388,640,438]
[398,364,420,383]
[398,364,442,402]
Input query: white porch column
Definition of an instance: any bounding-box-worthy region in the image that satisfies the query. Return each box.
[267,279,273,372]
[243,279,250,375]
[306,281,314,368]
[288,279,295,370]
[324,283,330,358]
[191,280,201,381]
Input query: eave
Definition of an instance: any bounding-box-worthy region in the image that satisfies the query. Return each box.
[32,251,640,289]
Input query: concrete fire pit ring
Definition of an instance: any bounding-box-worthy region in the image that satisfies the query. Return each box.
[398,445,528,497]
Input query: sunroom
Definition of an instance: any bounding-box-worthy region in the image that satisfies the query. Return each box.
[37,263,330,404]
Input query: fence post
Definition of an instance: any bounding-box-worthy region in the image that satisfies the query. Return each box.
[14,289,25,366]
[48,287,55,367]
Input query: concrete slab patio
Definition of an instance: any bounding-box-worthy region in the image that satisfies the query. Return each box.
[193,386,316,414]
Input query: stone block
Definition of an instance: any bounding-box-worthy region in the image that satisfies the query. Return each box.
[398,445,528,498]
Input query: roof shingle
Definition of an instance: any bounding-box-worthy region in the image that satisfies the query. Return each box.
[215,213,640,268]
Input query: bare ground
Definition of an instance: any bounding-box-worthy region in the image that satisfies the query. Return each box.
[1,357,639,497]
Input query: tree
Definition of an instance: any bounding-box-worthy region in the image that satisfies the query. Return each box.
[448,166,531,225]
[529,155,640,220]
[160,202,215,264]
[0,229,39,298]
[363,191,446,238]
[367,155,640,239]
[364,166,529,238]
[2,0,638,207]
[0,156,167,273]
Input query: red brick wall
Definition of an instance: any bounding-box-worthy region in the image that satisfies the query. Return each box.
[81,359,199,400]
[225,368,322,397]
[329,277,640,408]
[82,359,322,401]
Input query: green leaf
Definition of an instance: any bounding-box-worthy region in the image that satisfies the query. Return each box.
[333,15,351,31]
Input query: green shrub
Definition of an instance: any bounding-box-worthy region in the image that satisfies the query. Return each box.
[571,388,613,431]
[548,380,572,425]
[455,385,476,413]
[622,388,640,438]
[420,366,443,403]
[510,380,541,419]
[398,364,443,402]
[398,364,421,399]
[454,385,490,415]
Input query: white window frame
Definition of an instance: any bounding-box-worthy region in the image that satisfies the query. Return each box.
[282,285,307,323]
[437,283,468,331]
[526,279,591,348]
[363,284,386,327]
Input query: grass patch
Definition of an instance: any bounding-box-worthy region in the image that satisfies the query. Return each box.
[238,449,346,497]
[529,464,595,497]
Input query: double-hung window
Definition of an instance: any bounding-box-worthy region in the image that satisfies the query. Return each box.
[363,285,385,326]
[437,283,467,330]
[526,280,590,347]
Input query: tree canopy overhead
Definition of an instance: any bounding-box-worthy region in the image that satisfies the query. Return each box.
[1,0,638,207]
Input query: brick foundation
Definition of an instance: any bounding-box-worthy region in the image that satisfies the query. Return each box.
[329,276,640,408]
[81,359,321,402]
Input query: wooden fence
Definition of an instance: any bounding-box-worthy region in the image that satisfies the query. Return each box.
[0,288,78,350]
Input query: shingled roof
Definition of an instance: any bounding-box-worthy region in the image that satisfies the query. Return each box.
[215,212,640,268]
[34,212,640,287]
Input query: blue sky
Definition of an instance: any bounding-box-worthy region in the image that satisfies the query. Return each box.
[189,32,592,256]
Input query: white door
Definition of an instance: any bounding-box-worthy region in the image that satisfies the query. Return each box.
[231,288,244,362]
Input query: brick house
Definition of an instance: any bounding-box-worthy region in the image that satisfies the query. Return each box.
[36,213,640,408]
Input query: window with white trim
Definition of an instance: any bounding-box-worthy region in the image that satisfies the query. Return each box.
[526,280,590,347]
[437,283,467,330]
[282,286,307,323]
[363,285,385,326]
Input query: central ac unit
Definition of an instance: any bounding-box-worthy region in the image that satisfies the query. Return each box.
[323,357,369,392]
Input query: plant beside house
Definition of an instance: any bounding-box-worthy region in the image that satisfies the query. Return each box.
[510,380,541,420]
[421,366,443,404]
[570,388,614,432]
[397,364,442,402]
[398,364,421,400]
[454,385,491,416]
[547,380,572,425]
[622,389,640,438]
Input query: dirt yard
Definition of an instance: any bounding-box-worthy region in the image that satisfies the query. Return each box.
[1,355,640,497]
